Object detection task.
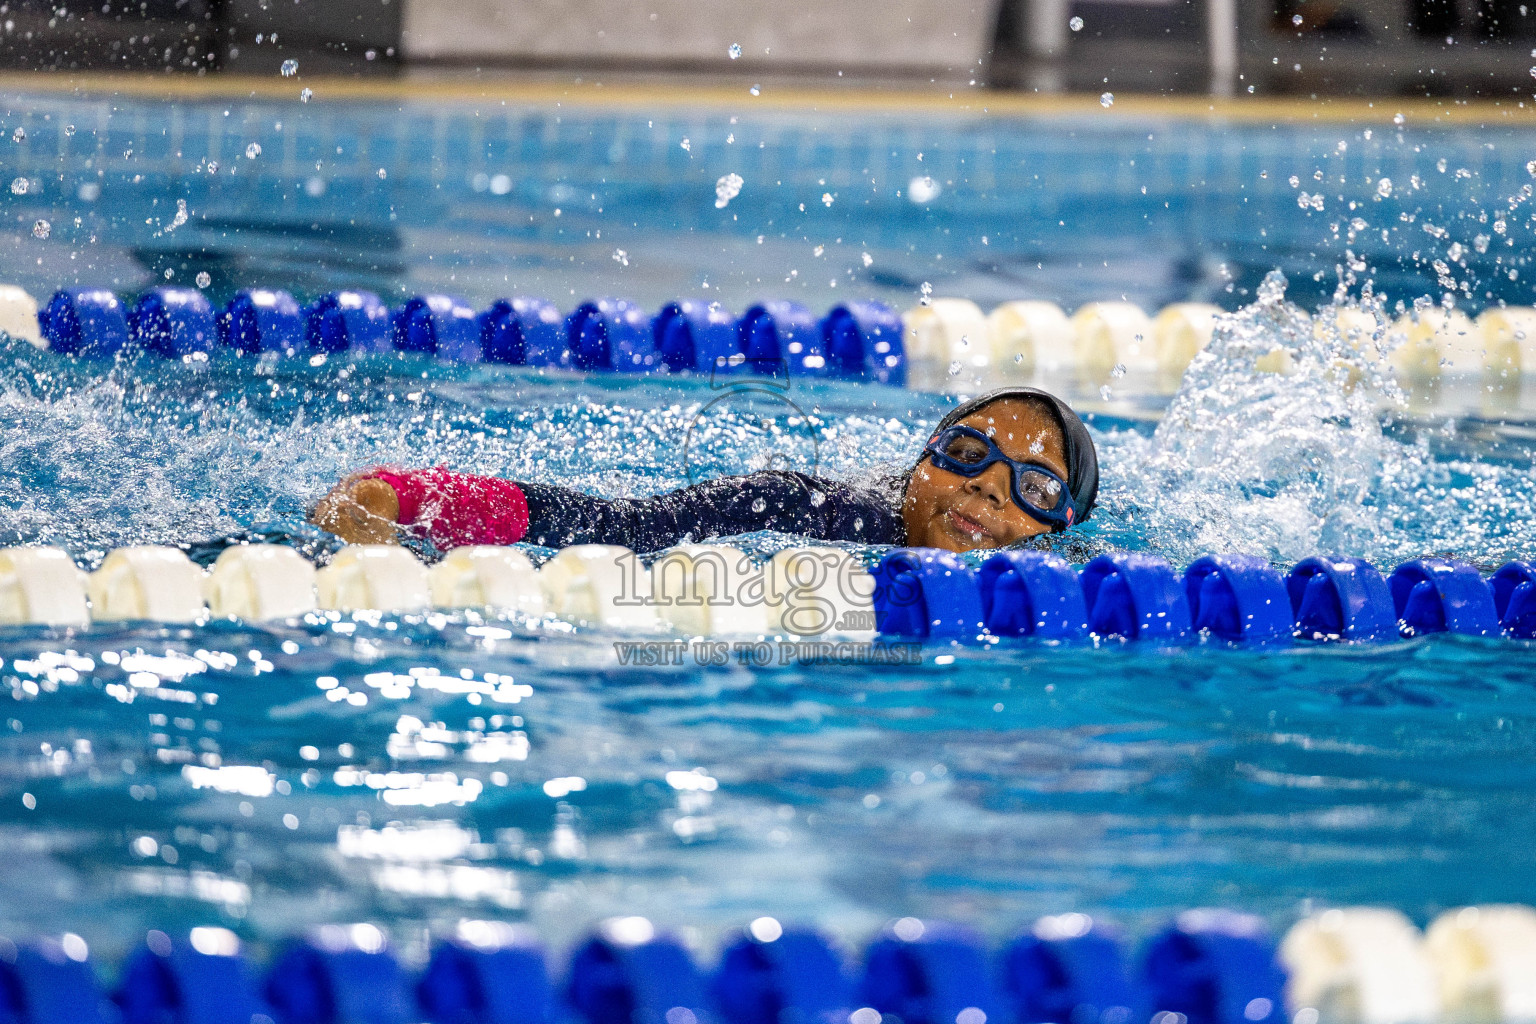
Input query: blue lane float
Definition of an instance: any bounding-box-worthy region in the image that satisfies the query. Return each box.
[741,301,826,376]
[31,287,906,383]
[1387,558,1500,637]
[1183,554,1292,644]
[654,300,742,374]
[714,927,852,1024]
[1139,912,1284,1024]
[264,932,414,1024]
[1490,561,1536,639]
[861,922,1000,1024]
[871,548,986,642]
[39,288,129,357]
[566,924,708,1024]
[821,301,906,385]
[395,295,483,362]
[1285,557,1397,641]
[0,938,114,1024]
[479,297,564,365]
[307,290,392,354]
[128,287,216,357]
[568,299,659,372]
[417,930,553,1024]
[976,550,1088,640]
[1001,918,1141,1024]
[1080,554,1193,641]
[115,933,269,1024]
[221,288,304,355]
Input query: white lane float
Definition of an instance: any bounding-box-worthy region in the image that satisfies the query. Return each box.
[315,545,430,613]
[987,300,1075,381]
[1426,904,1536,1024]
[1280,907,1439,1024]
[902,298,990,390]
[651,544,767,635]
[87,546,206,623]
[1388,308,1482,381]
[1479,306,1536,406]
[1152,302,1222,387]
[1071,301,1156,390]
[428,545,545,615]
[0,546,89,626]
[205,544,318,620]
[0,285,43,348]
[765,547,876,638]
[537,544,656,629]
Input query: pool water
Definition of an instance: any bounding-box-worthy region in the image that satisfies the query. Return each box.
[1,86,1536,965]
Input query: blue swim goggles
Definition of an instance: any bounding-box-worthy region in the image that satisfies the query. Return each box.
[923,424,1075,529]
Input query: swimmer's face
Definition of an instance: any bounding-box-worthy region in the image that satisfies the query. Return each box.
[901,398,1069,553]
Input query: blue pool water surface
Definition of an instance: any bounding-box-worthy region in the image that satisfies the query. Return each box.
[1,87,1535,964]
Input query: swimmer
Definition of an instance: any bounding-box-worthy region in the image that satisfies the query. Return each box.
[311,386,1098,554]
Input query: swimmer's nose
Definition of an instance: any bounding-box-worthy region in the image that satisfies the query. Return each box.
[963,464,1011,506]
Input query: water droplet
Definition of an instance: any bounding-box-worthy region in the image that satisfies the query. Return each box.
[1292,13,1304,24]
[1099,384,1113,400]
[164,268,175,280]
[63,124,75,137]
[612,249,629,266]
[300,88,313,103]
[821,192,834,207]
[11,127,24,143]
[1376,177,1393,198]
[31,219,49,240]
[1288,175,1300,187]
[749,84,760,96]
[207,161,219,174]
[1393,112,1405,125]
[280,59,299,77]
[196,271,211,288]
[948,361,963,377]
[750,498,767,513]
[714,172,743,208]
[1069,15,1083,30]
[919,281,933,306]
[861,251,873,267]
[377,167,387,179]
[908,176,941,203]
[9,177,27,195]
[1014,353,1024,364]
[1247,84,1255,93]
[680,138,691,152]
[809,491,825,506]
[245,142,261,159]
[1527,159,1536,176]
[1110,362,1127,378]
[728,43,741,59]
[1100,92,1114,107]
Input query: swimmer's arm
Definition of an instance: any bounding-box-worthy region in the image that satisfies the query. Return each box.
[523,472,903,549]
[310,468,529,548]
[312,469,901,551]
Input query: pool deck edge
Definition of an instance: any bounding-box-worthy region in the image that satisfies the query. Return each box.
[3,70,1535,125]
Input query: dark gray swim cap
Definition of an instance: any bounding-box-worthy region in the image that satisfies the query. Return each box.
[918,386,1100,530]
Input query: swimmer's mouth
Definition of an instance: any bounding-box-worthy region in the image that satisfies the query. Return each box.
[944,508,993,541]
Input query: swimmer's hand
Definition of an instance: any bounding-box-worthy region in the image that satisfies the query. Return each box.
[310,474,402,545]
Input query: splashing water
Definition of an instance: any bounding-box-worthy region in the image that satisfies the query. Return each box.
[1087,271,1536,567]
[714,172,743,209]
